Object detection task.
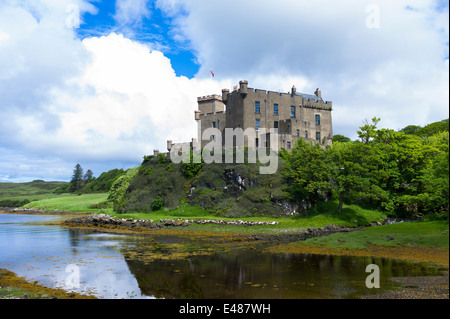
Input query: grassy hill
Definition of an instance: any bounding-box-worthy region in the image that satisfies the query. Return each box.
[0,180,68,207]
[111,151,292,218]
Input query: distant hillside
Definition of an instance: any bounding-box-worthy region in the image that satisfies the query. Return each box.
[399,118,449,137]
[0,180,67,198]
[0,180,68,207]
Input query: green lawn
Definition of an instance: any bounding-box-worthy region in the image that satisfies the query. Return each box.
[23,193,110,212]
[291,221,449,250]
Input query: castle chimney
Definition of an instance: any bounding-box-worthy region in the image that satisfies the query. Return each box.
[167,140,173,152]
[314,88,322,99]
[291,85,296,96]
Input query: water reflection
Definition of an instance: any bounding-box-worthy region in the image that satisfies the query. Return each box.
[124,250,439,299]
[0,213,441,299]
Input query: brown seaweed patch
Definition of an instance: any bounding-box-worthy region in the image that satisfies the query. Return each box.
[0,268,96,299]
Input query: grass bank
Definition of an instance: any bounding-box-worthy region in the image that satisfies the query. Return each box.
[22,193,110,213]
[110,200,388,235]
[269,221,449,266]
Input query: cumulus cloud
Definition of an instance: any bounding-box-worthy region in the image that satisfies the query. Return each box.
[0,0,448,181]
[0,0,229,180]
[157,0,449,137]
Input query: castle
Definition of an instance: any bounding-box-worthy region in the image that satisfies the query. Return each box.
[166,80,333,154]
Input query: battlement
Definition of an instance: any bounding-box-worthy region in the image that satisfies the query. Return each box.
[197,94,222,102]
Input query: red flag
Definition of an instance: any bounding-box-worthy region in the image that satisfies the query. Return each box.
[210,70,215,77]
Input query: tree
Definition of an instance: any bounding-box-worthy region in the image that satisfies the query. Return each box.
[398,125,421,135]
[357,117,380,144]
[108,167,139,213]
[281,139,330,210]
[69,164,84,192]
[325,142,373,212]
[332,134,351,143]
[84,169,93,182]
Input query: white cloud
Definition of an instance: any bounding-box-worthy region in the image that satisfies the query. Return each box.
[157,0,449,137]
[0,0,448,181]
[115,0,152,27]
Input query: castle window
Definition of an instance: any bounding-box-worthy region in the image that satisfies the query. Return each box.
[212,121,216,128]
[255,119,260,131]
[315,114,321,126]
[305,130,308,138]
[218,119,220,129]
[316,132,321,142]
[274,121,278,129]
[290,106,295,118]
[255,101,260,113]
[296,129,300,137]
[255,138,259,148]
[273,104,278,115]
[287,141,291,149]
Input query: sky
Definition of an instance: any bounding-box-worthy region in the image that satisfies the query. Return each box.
[0,0,448,182]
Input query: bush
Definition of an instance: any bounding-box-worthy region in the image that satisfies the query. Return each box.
[151,196,164,211]
[0,199,30,208]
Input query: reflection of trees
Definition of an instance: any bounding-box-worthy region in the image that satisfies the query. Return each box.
[67,229,82,255]
[126,249,439,299]
[125,251,378,299]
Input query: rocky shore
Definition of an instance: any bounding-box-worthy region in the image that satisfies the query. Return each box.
[63,213,374,242]
[66,213,280,229]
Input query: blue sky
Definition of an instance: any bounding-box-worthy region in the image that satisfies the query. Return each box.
[76,0,199,78]
[0,0,448,182]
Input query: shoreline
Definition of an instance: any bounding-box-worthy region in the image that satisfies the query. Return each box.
[0,207,92,215]
[62,214,449,267]
[1,210,448,299]
[0,268,97,299]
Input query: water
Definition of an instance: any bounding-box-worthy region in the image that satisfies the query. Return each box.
[0,212,441,299]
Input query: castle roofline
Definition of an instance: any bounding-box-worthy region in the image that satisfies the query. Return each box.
[197,94,222,102]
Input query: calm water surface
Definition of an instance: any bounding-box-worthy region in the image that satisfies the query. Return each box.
[0,213,441,299]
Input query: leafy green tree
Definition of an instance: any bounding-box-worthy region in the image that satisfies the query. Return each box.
[415,119,449,137]
[281,139,330,209]
[416,132,449,217]
[82,168,124,193]
[398,125,422,135]
[108,167,139,212]
[325,141,374,212]
[357,117,380,144]
[332,134,351,143]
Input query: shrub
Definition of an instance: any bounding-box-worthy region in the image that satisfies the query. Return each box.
[151,196,164,211]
